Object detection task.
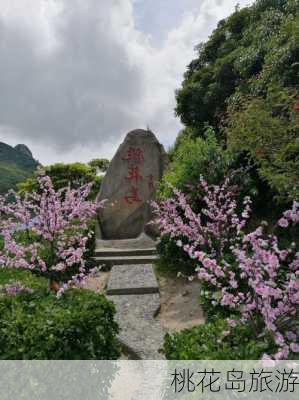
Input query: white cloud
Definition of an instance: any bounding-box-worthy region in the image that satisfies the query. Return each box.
[0,0,253,164]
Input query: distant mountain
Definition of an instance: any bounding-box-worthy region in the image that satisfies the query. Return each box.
[0,142,39,194]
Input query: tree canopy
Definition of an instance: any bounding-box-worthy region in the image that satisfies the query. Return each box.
[174,0,298,201]
[18,160,109,199]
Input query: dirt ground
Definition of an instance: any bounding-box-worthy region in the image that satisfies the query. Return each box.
[157,274,205,332]
[85,271,110,293]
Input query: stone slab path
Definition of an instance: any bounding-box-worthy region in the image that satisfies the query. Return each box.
[95,235,165,359]
[108,293,164,359]
[107,264,159,295]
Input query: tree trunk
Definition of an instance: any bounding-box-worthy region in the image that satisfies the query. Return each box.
[49,279,60,292]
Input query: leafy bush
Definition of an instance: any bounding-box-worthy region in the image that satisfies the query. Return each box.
[175,0,298,135]
[0,283,120,360]
[158,128,236,203]
[199,282,232,323]
[226,85,299,201]
[18,160,109,199]
[162,319,273,360]
[156,235,198,276]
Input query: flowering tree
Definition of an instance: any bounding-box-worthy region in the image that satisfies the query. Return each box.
[0,174,103,295]
[152,176,299,359]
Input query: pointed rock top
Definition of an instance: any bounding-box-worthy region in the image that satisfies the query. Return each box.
[126,129,161,142]
[15,144,33,159]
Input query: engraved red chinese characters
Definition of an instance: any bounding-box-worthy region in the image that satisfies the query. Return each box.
[122,147,144,162]
[124,186,142,204]
[97,129,168,239]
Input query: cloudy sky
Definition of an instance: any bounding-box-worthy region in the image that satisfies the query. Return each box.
[0,0,252,165]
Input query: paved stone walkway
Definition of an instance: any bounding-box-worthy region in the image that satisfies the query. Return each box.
[95,235,165,359]
[107,264,159,295]
[108,293,164,359]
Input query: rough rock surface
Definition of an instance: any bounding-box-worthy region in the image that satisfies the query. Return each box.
[97,129,168,239]
[96,232,157,250]
[14,144,34,159]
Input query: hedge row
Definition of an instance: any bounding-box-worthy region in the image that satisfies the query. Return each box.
[0,269,120,360]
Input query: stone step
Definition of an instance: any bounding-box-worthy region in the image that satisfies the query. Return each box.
[94,247,157,257]
[107,264,159,295]
[93,254,158,267]
[108,294,165,360]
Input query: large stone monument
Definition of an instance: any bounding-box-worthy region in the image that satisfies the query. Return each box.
[97,129,168,239]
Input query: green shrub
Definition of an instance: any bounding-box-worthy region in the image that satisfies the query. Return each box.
[0,279,120,359]
[18,161,107,200]
[158,128,235,203]
[162,319,273,360]
[175,0,297,134]
[226,85,299,201]
[156,235,198,276]
[199,284,232,323]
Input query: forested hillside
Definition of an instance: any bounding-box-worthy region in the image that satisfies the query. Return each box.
[173,0,298,203]
[0,142,39,194]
